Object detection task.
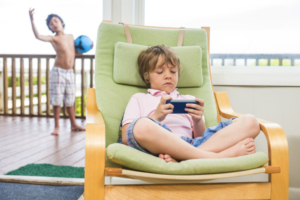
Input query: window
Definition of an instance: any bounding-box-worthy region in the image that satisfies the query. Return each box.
[145,0,300,54]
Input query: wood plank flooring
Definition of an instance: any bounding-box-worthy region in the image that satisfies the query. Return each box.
[0,116,86,175]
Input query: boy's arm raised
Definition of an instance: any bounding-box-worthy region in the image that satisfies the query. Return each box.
[29,8,53,42]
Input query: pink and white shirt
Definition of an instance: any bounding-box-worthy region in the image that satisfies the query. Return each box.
[122,88,205,138]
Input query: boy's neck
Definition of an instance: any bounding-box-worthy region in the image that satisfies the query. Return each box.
[149,88,177,95]
[55,30,64,36]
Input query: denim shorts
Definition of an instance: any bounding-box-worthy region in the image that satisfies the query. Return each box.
[118,117,236,155]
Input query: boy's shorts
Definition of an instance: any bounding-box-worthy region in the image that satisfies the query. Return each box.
[118,117,236,155]
[49,66,75,107]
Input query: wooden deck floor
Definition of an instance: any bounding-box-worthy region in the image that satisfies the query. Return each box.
[0,116,86,175]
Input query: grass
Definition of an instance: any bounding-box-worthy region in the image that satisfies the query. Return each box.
[5,164,84,178]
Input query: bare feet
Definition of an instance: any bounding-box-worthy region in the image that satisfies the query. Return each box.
[51,127,59,135]
[159,154,178,163]
[220,138,256,158]
[71,124,86,131]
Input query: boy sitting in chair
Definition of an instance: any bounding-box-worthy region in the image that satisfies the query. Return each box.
[120,45,260,162]
[29,8,85,135]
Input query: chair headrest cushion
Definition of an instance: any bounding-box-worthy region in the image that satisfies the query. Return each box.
[113,42,203,87]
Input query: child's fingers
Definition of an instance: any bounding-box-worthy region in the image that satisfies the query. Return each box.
[189,113,202,120]
[185,108,202,116]
[164,109,173,115]
[186,104,203,113]
[163,103,174,110]
[161,95,172,104]
[186,109,203,119]
[195,98,204,106]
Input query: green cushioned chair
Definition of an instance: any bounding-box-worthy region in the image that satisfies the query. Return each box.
[84,22,289,200]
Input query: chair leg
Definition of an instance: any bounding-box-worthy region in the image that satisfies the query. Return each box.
[84,123,106,200]
[270,172,289,200]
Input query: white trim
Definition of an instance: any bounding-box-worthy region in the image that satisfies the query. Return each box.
[289,188,300,200]
[0,175,84,186]
[211,66,300,86]
[103,0,111,21]
[135,0,145,25]
[111,0,122,24]
[0,175,112,186]
[109,0,145,24]
[120,0,135,24]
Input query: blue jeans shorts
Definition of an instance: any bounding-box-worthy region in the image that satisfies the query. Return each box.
[117,117,236,155]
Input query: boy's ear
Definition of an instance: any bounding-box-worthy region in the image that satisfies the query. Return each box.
[144,72,149,83]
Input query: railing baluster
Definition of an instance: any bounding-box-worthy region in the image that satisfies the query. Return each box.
[63,102,67,117]
[37,58,42,115]
[256,59,259,66]
[81,58,85,117]
[279,58,282,66]
[233,59,236,66]
[221,58,224,66]
[20,58,25,115]
[46,58,50,116]
[73,61,76,117]
[90,58,93,88]
[3,58,8,114]
[12,58,16,115]
[291,59,294,66]
[0,54,94,118]
[29,58,33,115]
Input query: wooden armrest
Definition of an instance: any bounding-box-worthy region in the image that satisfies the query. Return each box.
[85,88,106,199]
[214,92,289,197]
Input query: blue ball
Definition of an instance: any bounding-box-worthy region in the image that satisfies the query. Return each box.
[75,35,93,53]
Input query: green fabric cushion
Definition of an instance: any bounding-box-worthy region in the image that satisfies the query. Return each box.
[95,22,218,147]
[107,143,269,175]
[113,42,203,87]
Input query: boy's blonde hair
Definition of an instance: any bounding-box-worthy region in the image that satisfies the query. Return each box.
[137,45,181,84]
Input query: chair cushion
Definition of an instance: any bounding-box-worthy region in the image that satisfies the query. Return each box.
[113,42,203,87]
[107,143,269,175]
[96,22,218,147]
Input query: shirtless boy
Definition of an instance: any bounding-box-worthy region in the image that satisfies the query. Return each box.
[29,8,85,135]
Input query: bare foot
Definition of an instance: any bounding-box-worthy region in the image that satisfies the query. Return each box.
[71,124,86,131]
[51,127,59,135]
[219,138,256,158]
[158,154,178,163]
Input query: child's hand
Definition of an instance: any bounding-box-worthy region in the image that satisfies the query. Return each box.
[185,98,204,122]
[150,95,174,122]
[29,8,35,21]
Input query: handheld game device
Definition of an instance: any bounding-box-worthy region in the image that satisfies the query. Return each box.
[166,99,199,114]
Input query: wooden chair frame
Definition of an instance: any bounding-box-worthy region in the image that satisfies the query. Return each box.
[84,24,289,200]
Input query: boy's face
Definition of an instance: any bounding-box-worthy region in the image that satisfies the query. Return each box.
[148,55,178,94]
[49,17,64,33]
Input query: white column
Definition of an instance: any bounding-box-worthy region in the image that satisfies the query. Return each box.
[135,0,145,25]
[103,0,145,25]
[103,0,112,21]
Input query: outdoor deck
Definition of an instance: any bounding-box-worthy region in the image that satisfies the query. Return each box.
[0,116,86,175]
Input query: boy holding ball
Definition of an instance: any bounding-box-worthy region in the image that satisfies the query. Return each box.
[29,8,85,135]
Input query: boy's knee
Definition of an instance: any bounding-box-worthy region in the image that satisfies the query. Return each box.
[242,114,260,136]
[133,118,154,141]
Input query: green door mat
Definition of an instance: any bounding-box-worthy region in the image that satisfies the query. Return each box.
[5,164,84,178]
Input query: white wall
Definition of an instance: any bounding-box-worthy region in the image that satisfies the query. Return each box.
[213,85,300,198]
[103,0,145,25]
[211,67,300,199]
